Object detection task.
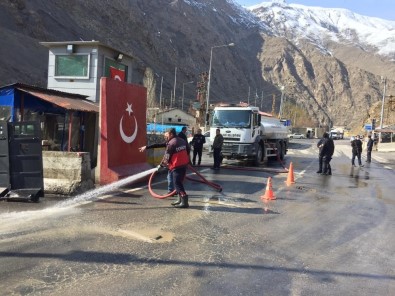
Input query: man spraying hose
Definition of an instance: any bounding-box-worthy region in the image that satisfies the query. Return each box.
[159,128,191,208]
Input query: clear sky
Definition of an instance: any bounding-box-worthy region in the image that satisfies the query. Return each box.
[236,0,395,21]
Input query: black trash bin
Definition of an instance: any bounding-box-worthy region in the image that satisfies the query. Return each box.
[0,121,44,202]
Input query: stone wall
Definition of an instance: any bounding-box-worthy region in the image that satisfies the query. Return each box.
[43,151,94,196]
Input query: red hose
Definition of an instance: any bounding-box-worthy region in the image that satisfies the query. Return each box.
[148,164,222,199]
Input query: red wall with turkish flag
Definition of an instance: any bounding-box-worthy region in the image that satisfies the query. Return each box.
[99,78,151,184]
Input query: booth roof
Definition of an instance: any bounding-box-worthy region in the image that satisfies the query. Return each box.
[1,83,99,113]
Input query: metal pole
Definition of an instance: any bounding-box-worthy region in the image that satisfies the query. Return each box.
[279,86,285,118]
[379,77,387,143]
[182,83,185,111]
[261,91,264,110]
[204,43,235,131]
[205,48,214,131]
[174,67,178,108]
[159,76,163,109]
[255,89,258,106]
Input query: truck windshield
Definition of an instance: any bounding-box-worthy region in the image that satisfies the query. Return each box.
[211,110,251,128]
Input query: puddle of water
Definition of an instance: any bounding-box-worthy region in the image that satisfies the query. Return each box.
[116,227,174,243]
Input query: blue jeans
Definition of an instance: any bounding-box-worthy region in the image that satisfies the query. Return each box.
[167,170,174,192]
[352,152,362,166]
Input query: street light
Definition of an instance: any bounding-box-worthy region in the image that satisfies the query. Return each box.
[279,85,285,118]
[379,77,387,143]
[182,81,194,111]
[205,42,235,131]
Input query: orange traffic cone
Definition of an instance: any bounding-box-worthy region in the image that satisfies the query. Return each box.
[285,162,295,186]
[261,177,276,200]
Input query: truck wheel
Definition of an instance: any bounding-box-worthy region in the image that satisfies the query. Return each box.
[254,145,263,167]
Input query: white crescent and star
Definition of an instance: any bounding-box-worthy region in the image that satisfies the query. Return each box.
[119,102,138,144]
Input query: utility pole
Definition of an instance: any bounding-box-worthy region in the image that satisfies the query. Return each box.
[379,77,387,143]
[159,76,163,109]
[271,93,276,115]
[172,67,177,108]
[247,86,250,104]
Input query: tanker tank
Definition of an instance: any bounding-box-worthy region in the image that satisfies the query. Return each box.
[260,116,289,140]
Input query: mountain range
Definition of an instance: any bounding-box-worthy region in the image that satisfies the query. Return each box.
[1,0,394,131]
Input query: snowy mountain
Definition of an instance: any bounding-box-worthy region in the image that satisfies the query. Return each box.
[0,0,394,130]
[247,0,395,60]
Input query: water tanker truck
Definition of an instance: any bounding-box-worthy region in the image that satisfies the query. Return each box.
[209,104,289,166]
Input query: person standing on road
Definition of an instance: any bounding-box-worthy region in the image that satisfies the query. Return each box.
[366,135,374,163]
[190,128,206,166]
[351,135,364,167]
[178,126,188,144]
[159,128,190,208]
[316,133,327,174]
[139,136,176,196]
[321,133,335,175]
[212,128,224,170]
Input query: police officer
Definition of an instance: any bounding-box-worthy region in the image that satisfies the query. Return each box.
[178,126,188,144]
[366,135,374,163]
[351,135,363,167]
[321,132,335,175]
[212,128,224,170]
[316,133,327,174]
[190,129,206,166]
[160,128,190,208]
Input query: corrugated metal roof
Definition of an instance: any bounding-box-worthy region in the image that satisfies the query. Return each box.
[18,88,99,113]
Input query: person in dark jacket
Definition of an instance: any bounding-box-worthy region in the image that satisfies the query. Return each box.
[190,128,206,166]
[316,133,327,173]
[351,135,363,167]
[321,133,335,175]
[160,128,191,208]
[178,126,188,144]
[211,128,224,170]
[366,135,374,163]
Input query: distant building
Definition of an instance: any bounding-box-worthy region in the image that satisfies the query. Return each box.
[150,108,196,127]
[40,41,136,102]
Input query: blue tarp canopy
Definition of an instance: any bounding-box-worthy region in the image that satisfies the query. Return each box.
[146,123,186,133]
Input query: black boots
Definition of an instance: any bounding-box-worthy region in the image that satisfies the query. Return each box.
[173,194,189,208]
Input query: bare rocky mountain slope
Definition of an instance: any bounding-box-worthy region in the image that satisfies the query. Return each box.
[0,0,394,130]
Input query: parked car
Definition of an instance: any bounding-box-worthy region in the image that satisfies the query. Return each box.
[187,131,211,150]
[288,133,306,139]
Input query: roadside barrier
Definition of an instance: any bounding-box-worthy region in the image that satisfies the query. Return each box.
[261,177,276,200]
[285,162,295,186]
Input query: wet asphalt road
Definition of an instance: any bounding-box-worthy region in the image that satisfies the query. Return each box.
[0,139,394,296]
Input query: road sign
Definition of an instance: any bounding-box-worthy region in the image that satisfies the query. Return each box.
[364,124,372,131]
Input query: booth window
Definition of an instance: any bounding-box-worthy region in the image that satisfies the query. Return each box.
[55,54,90,79]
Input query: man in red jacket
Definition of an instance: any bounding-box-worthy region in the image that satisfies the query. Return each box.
[160,128,191,208]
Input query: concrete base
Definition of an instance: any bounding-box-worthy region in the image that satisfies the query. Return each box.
[43,151,94,196]
[44,178,95,196]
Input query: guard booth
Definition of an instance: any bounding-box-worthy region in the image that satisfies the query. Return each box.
[0,121,44,202]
